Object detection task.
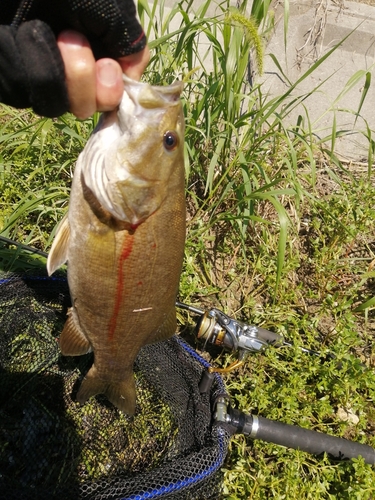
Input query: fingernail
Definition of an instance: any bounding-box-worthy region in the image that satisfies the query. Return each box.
[98,61,119,87]
[59,30,86,48]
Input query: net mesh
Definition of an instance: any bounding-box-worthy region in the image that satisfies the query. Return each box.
[0,272,230,500]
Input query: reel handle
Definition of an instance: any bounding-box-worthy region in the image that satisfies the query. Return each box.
[254,327,283,346]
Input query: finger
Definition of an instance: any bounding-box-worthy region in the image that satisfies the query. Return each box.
[57,30,96,119]
[118,46,150,81]
[95,58,124,112]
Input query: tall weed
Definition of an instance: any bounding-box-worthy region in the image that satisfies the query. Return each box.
[0,106,96,248]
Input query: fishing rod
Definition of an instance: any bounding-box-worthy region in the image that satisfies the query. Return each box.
[213,395,375,464]
[0,235,49,258]
[176,301,375,465]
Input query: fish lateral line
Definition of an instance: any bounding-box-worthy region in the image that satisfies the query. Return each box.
[107,234,135,341]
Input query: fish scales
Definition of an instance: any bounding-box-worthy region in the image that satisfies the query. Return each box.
[47,77,186,414]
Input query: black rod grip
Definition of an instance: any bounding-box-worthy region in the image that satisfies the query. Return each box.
[248,415,375,464]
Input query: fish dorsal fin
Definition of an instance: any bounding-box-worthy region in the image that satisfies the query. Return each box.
[47,214,70,275]
[59,309,91,356]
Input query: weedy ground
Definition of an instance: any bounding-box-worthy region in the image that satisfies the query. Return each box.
[1,0,375,498]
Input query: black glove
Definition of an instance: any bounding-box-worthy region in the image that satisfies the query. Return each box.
[0,0,146,117]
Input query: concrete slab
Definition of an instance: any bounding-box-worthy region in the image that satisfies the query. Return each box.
[260,0,375,160]
[147,0,375,160]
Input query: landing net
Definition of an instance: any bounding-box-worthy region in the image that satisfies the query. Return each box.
[0,273,230,500]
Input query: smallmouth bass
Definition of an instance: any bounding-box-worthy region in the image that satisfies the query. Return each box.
[47,76,186,415]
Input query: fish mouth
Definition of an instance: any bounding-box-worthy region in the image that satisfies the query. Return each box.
[117,76,183,130]
[122,75,183,107]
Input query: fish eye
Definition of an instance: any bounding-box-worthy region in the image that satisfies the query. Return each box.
[163,131,178,151]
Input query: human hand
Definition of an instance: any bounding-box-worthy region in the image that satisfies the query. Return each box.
[0,0,149,118]
[57,30,150,119]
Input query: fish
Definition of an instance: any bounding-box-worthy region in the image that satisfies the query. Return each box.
[47,76,186,415]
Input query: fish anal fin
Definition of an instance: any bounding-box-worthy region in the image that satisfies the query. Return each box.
[148,306,177,344]
[47,214,70,275]
[76,365,136,415]
[59,310,91,356]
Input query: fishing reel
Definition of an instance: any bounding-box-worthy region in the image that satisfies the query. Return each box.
[176,302,283,373]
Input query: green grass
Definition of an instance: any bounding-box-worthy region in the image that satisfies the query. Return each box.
[1,0,375,498]
[0,108,97,249]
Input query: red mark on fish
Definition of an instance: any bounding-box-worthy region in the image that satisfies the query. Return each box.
[108,234,134,341]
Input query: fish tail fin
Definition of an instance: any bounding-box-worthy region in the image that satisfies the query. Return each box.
[76,365,136,415]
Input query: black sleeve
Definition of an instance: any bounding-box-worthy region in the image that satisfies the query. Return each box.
[2,0,146,58]
[0,0,146,117]
[0,21,69,117]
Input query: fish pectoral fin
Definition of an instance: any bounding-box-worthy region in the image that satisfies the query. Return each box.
[47,214,70,275]
[76,365,136,415]
[148,306,177,344]
[59,310,91,356]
